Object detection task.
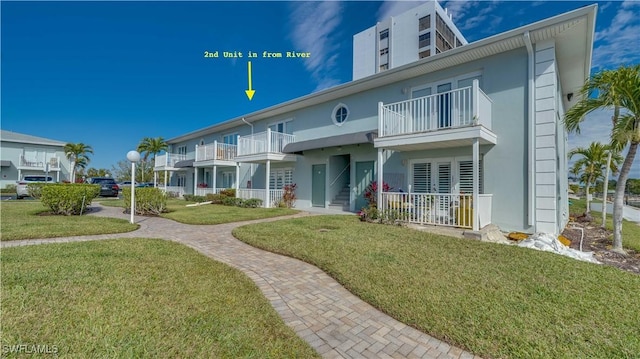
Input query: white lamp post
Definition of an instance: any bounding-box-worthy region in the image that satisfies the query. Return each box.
[127,150,141,224]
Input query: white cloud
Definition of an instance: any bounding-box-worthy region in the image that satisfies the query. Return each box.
[288,1,343,91]
[592,0,640,69]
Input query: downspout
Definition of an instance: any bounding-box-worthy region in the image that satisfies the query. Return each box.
[241,117,254,188]
[524,31,535,227]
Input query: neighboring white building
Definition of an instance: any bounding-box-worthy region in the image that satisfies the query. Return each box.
[0,130,71,188]
[353,0,467,80]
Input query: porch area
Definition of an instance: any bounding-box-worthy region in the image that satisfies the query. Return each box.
[379,192,492,229]
[237,189,284,207]
[375,79,496,231]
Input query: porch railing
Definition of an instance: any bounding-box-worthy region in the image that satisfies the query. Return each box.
[19,155,61,170]
[161,186,186,198]
[379,192,477,229]
[194,188,226,196]
[237,129,295,157]
[237,188,284,207]
[379,79,492,137]
[155,153,187,168]
[195,142,237,162]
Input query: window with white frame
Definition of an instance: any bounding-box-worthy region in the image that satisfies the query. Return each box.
[177,174,186,187]
[221,171,236,188]
[269,168,293,189]
[332,103,349,126]
[177,145,187,156]
[223,133,238,145]
[411,158,483,194]
[268,119,293,134]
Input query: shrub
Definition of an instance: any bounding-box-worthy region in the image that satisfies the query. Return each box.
[27,183,47,199]
[205,193,225,204]
[41,184,100,215]
[363,181,392,208]
[220,188,236,198]
[183,194,207,203]
[122,187,168,215]
[358,206,379,222]
[242,198,263,208]
[281,184,297,208]
[1,184,16,193]
[222,197,244,207]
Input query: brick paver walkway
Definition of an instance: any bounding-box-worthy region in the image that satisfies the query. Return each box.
[3,204,479,359]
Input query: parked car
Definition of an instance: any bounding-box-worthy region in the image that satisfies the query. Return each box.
[136,182,155,188]
[86,177,119,197]
[117,181,136,188]
[16,175,53,199]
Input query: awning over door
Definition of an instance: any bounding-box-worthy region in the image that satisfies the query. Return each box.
[282,131,377,153]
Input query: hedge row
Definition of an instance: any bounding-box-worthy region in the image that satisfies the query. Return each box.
[41,184,100,215]
[122,187,168,215]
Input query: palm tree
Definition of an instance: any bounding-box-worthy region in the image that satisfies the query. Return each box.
[564,64,640,253]
[64,143,93,182]
[568,142,620,218]
[137,137,168,184]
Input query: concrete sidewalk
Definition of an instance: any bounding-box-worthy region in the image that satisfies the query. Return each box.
[2,203,478,359]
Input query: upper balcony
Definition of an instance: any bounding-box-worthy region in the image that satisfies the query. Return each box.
[375,79,497,151]
[19,155,62,171]
[236,129,297,163]
[154,153,189,170]
[194,142,237,166]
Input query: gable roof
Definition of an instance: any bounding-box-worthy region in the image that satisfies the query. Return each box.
[169,4,597,143]
[0,130,67,147]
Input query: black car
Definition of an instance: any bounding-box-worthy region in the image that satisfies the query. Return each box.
[86,177,119,197]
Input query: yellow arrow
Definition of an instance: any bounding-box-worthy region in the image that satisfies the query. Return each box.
[245,61,255,100]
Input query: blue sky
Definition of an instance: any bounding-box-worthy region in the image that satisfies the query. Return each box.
[2,1,639,177]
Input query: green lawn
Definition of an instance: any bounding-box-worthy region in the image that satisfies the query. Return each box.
[570,198,640,252]
[0,201,137,241]
[100,198,298,225]
[233,215,640,359]
[1,239,319,358]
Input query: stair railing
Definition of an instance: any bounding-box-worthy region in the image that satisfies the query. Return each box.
[330,164,351,187]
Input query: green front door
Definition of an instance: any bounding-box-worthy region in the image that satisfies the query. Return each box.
[355,161,374,211]
[312,164,326,207]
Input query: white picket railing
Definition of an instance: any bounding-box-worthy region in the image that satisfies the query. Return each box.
[237,189,285,207]
[194,188,226,196]
[379,192,477,228]
[237,129,296,156]
[195,142,237,162]
[155,154,187,168]
[162,186,186,198]
[19,155,61,170]
[379,79,492,137]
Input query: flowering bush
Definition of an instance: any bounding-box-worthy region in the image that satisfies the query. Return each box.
[363,181,391,208]
[281,183,297,208]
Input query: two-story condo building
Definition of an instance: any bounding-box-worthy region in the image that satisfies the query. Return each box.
[0,130,71,188]
[156,5,596,235]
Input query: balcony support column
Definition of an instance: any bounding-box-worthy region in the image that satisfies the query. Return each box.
[265,160,271,208]
[154,172,157,188]
[56,172,60,182]
[235,164,240,191]
[212,165,217,192]
[377,148,383,209]
[164,170,168,191]
[473,138,480,231]
[194,168,198,195]
[213,140,218,160]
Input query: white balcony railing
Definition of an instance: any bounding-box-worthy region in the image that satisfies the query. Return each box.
[161,186,186,198]
[237,188,284,207]
[379,79,492,137]
[194,188,226,196]
[19,155,61,170]
[379,192,487,229]
[237,129,295,157]
[155,153,187,168]
[195,142,237,162]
